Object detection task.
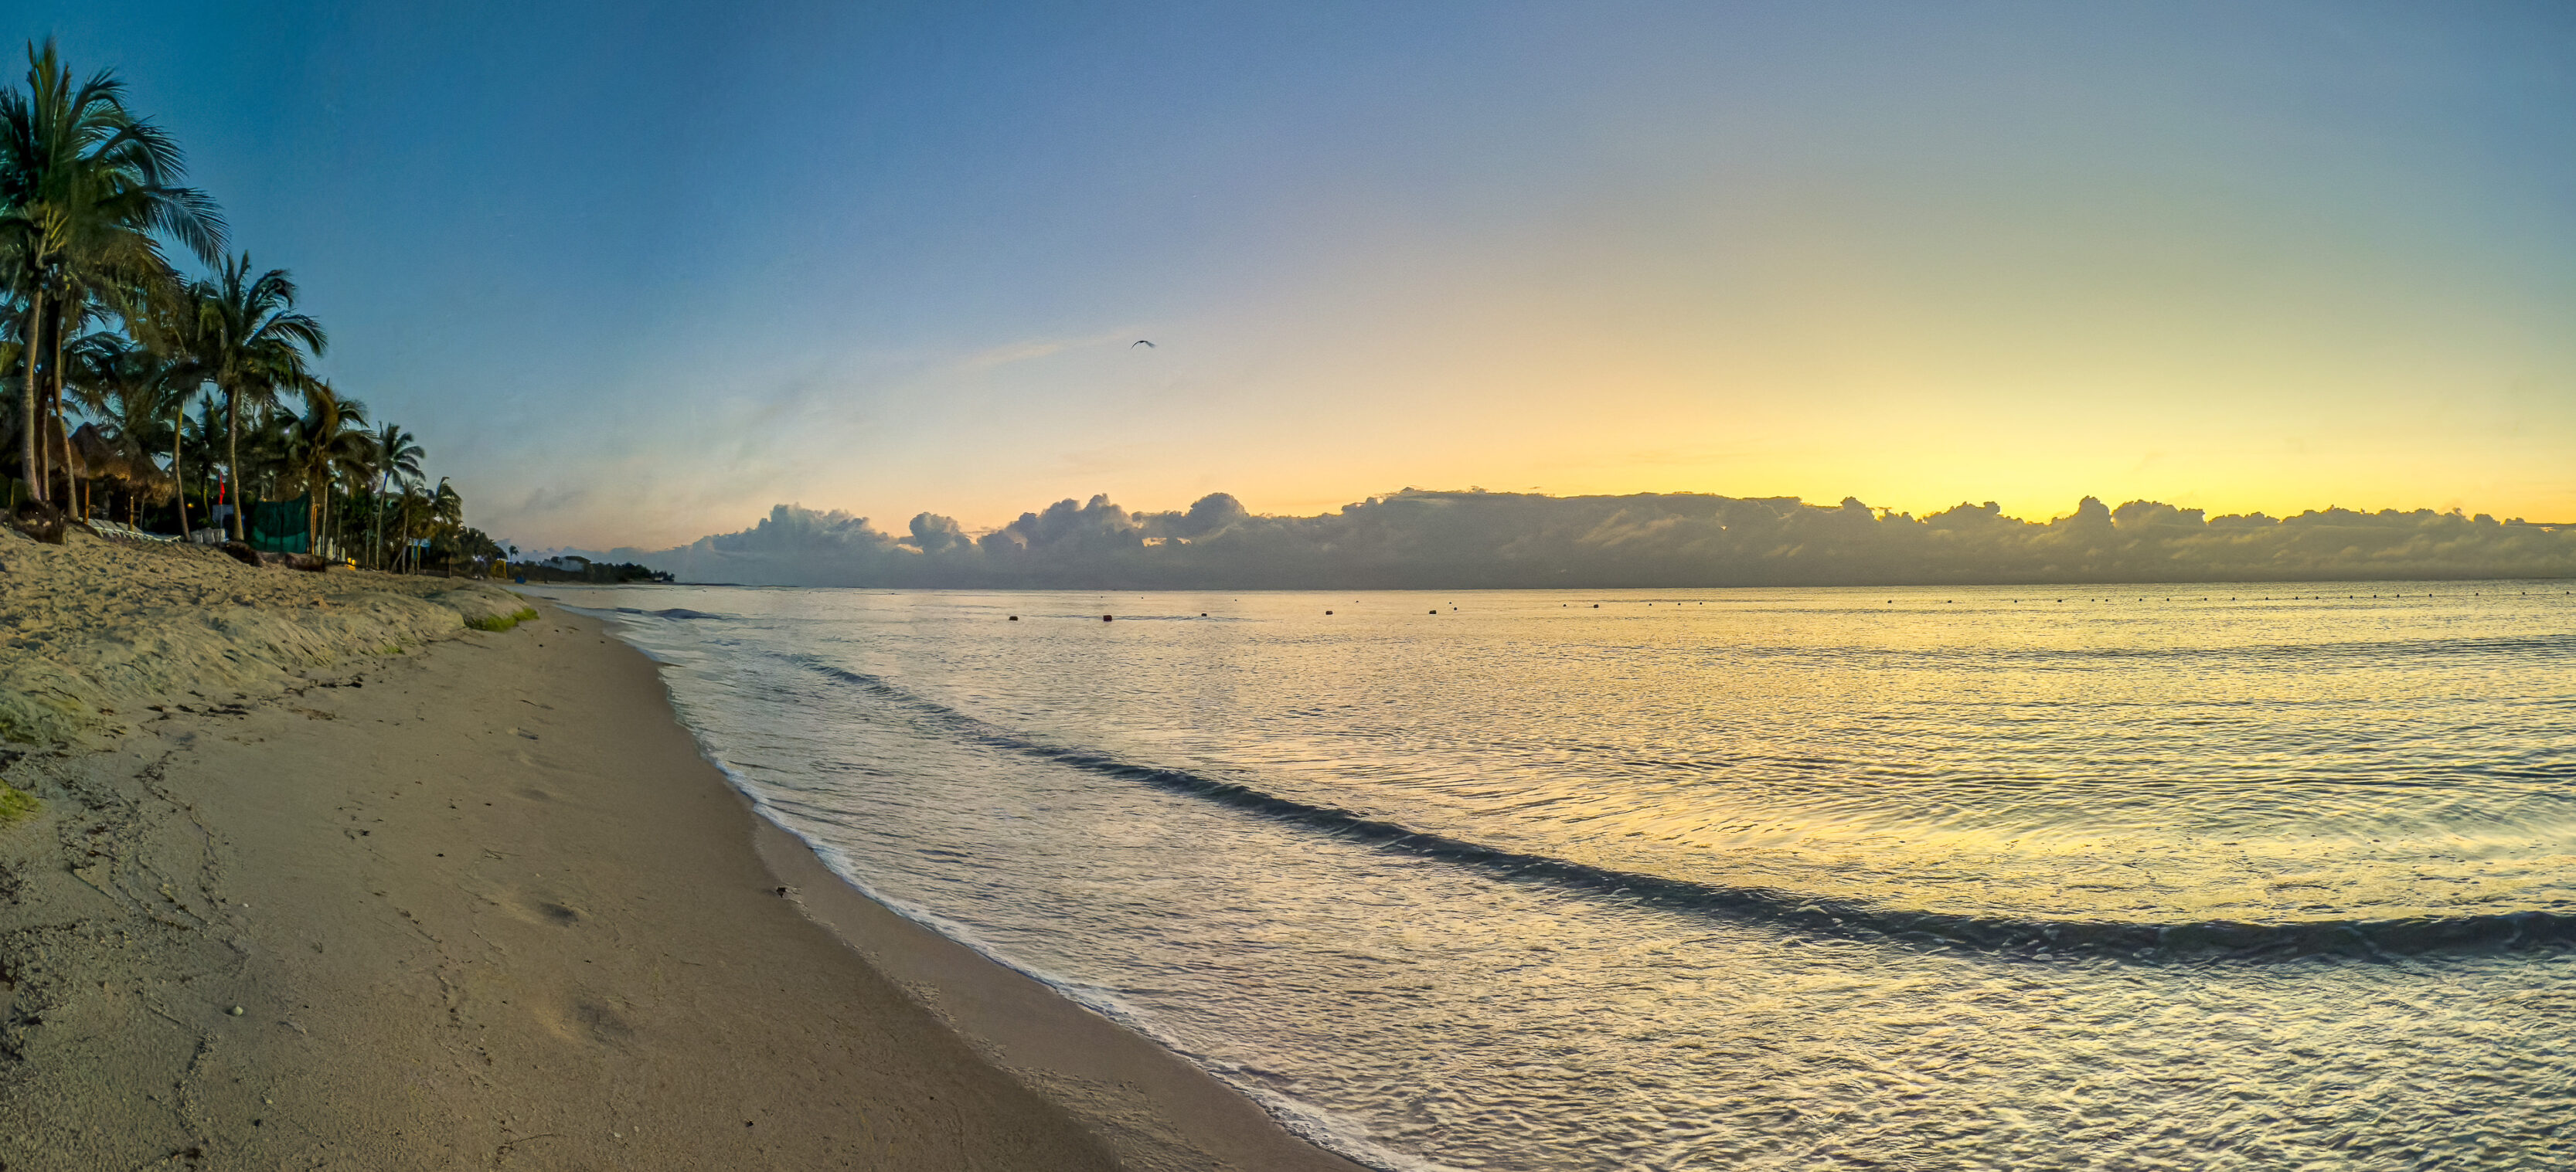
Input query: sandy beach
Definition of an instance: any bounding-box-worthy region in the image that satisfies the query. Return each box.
[0,529,1359,1170]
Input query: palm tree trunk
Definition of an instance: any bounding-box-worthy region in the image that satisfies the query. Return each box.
[20,289,43,504]
[47,386,69,513]
[49,303,72,515]
[225,385,243,543]
[172,411,187,536]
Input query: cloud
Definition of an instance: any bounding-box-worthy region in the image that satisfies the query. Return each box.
[616,491,2576,589]
[516,484,594,516]
[955,339,1074,372]
[952,330,1136,374]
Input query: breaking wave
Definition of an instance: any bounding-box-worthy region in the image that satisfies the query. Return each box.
[789,655,2574,961]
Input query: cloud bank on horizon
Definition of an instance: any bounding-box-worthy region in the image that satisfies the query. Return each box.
[590,491,2576,589]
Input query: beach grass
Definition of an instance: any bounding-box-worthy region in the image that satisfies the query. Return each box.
[0,783,39,826]
[465,607,541,633]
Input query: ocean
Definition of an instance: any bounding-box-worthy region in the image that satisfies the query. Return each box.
[532,582,2574,1171]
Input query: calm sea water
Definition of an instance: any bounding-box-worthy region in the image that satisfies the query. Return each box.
[532,583,2575,1171]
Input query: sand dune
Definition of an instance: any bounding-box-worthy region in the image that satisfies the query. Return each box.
[0,527,526,747]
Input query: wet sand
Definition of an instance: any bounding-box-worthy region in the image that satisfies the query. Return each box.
[0,554,1360,1169]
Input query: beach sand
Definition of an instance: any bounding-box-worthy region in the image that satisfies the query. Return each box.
[0,533,1361,1170]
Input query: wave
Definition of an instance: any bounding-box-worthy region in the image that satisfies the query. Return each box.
[718,793,1457,1172]
[784,656,2576,962]
[545,601,728,623]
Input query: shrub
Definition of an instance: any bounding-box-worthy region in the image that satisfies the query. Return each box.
[465,607,540,633]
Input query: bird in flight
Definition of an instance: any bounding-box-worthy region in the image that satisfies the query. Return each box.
[1131,339,1155,348]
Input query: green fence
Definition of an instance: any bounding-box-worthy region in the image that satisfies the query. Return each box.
[246,496,311,554]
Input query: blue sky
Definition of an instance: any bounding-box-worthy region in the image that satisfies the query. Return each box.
[21,2,2576,546]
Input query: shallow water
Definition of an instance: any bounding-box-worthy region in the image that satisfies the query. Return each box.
[535,583,2576,1170]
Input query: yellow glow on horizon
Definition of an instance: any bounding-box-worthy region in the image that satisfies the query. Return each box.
[489,69,2576,549]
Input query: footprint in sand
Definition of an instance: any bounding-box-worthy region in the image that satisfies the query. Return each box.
[530,994,635,1046]
[573,997,636,1043]
[486,885,588,927]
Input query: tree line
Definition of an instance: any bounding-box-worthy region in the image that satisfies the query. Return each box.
[2,39,498,571]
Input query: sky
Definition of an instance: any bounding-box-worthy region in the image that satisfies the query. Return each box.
[20,1,2576,547]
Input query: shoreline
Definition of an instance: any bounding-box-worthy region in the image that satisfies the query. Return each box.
[750,809,1366,1172]
[0,585,1359,1170]
[696,631,1369,1172]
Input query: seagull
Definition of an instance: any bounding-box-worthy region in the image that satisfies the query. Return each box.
[1131,339,1155,348]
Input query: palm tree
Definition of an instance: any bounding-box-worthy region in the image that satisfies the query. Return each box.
[281,381,368,554]
[178,396,221,529]
[188,253,322,540]
[57,328,124,516]
[117,280,206,532]
[366,420,421,569]
[238,403,296,507]
[64,328,188,523]
[428,476,462,555]
[323,415,376,556]
[0,39,224,505]
[384,477,461,573]
[390,482,427,572]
